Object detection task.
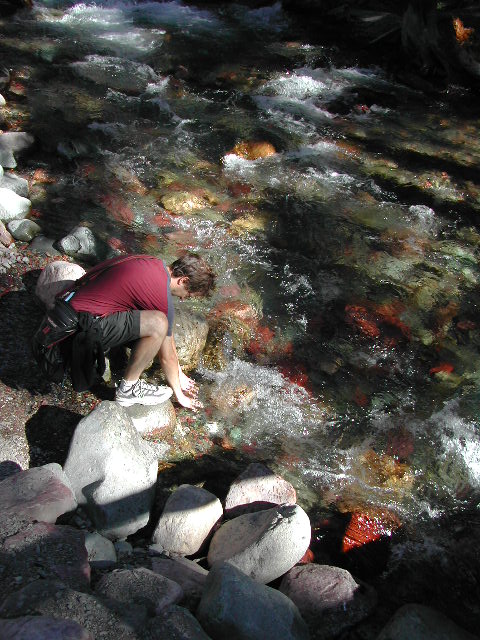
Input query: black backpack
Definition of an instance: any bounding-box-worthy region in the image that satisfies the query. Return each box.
[31,299,79,383]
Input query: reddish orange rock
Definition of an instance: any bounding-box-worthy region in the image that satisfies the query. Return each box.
[342,509,401,553]
[429,362,454,375]
[228,141,276,160]
[297,548,315,564]
[345,305,380,338]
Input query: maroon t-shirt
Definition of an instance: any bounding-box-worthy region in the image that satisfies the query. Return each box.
[67,255,173,335]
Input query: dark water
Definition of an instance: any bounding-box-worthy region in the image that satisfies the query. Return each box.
[3,0,480,607]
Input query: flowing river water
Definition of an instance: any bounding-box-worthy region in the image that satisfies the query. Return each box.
[3,0,480,606]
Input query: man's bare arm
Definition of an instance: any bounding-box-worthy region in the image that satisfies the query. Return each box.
[159,336,202,410]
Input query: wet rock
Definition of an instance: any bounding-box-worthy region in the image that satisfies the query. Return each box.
[207,504,311,584]
[152,484,223,556]
[161,191,209,214]
[279,564,377,640]
[56,225,101,263]
[0,466,77,537]
[7,218,41,241]
[341,508,402,554]
[29,235,61,256]
[84,531,117,568]
[227,141,276,160]
[0,522,90,593]
[151,557,208,610]
[142,605,213,640]
[0,132,34,168]
[35,260,86,309]
[0,615,94,639]
[173,305,209,372]
[224,462,296,517]
[71,55,159,94]
[63,401,158,540]
[197,562,309,640]
[0,219,14,246]
[123,400,176,435]
[0,171,29,197]
[0,187,31,222]
[0,93,5,106]
[377,603,478,640]
[95,567,183,615]
[0,579,146,640]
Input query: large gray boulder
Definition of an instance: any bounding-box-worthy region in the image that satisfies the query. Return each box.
[151,557,209,610]
[224,462,297,517]
[0,522,90,593]
[152,484,223,556]
[376,603,479,640]
[280,564,378,640]
[0,171,29,197]
[0,171,28,197]
[124,400,176,435]
[84,531,117,569]
[0,465,77,538]
[196,562,310,640]
[0,616,93,640]
[70,55,159,93]
[0,187,31,222]
[35,260,86,309]
[7,218,42,242]
[0,579,146,640]
[0,132,34,168]
[95,567,183,616]
[56,225,101,263]
[142,605,213,640]
[63,401,158,540]
[207,504,311,584]
[173,305,209,372]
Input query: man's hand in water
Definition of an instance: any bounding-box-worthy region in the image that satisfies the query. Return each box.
[175,390,203,411]
[179,368,199,396]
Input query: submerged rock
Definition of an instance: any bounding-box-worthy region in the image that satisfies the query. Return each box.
[227,141,276,160]
[71,55,159,94]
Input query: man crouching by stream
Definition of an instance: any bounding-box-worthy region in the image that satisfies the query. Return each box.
[54,252,216,411]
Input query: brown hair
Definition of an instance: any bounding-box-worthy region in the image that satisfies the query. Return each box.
[170,253,216,297]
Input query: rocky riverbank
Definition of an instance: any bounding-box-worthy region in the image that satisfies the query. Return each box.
[1,43,480,640]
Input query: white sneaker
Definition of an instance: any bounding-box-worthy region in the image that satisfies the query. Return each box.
[115,380,173,407]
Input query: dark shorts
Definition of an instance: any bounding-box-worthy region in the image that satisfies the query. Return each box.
[95,311,141,351]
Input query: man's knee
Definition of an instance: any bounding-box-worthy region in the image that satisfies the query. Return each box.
[139,310,168,340]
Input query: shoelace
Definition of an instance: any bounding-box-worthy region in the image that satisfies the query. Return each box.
[133,380,165,397]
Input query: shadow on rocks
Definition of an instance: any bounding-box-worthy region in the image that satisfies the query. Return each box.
[25,405,81,467]
[0,288,49,393]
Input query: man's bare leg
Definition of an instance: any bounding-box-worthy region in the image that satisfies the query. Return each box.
[123,310,168,382]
